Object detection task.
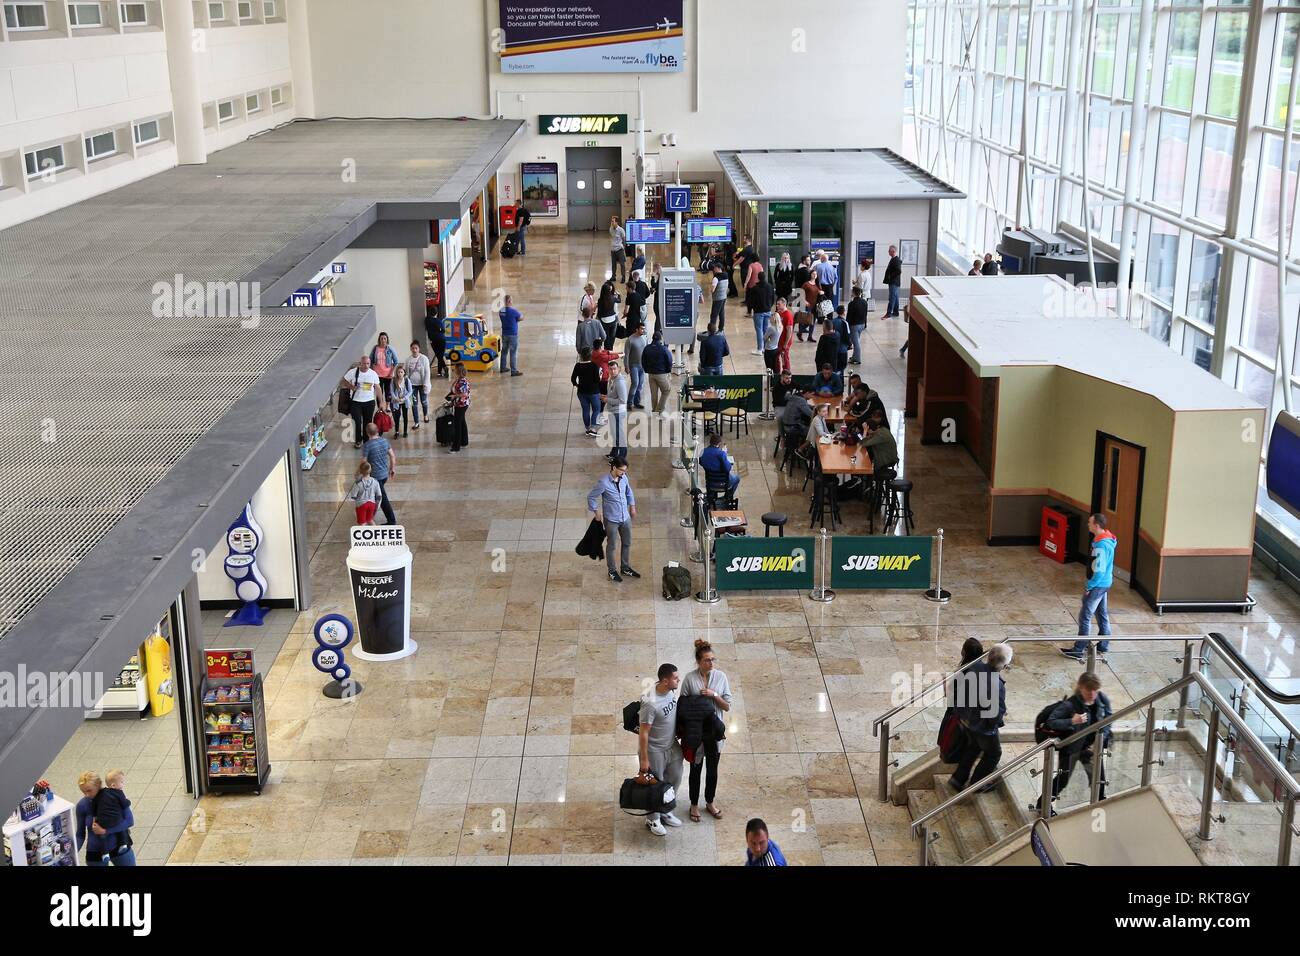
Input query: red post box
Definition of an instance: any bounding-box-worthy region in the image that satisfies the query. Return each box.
[1039,505,1069,563]
[499,204,519,231]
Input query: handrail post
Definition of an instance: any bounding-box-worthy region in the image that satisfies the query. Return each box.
[878,720,892,803]
[1039,747,1056,821]
[917,825,930,866]
[1086,642,1096,672]
[1280,793,1296,866]
[1141,705,1157,787]
[1199,706,1222,841]
[1090,736,1105,805]
[1177,639,1193,729]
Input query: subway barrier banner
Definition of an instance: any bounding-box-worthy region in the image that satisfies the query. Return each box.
[714,536,815,591]
[690,374,765,412]
[830,535,933,590]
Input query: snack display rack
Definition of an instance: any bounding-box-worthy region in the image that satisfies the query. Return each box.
[202,649,270,795]
[298,410,327,471]
[3,796,78,867]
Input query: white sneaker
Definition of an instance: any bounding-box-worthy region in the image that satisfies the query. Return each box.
[750,349,762,356]
[660,812,683,827]
[647,818,668,836]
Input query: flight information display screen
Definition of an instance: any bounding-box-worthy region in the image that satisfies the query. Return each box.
[686,217,733,243]
[625,219,672,244]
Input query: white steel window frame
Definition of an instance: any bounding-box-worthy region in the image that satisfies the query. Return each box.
[118,0,145,23]
[908,0,1300,457]
[216,98,236,122]
[67,1,101,27]
[4,1,48,29]
[83,129,115,160]
[132,118,160,145]
[24,144,65,178]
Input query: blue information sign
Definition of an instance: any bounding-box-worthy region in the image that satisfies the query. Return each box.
[626,219,672,244]
[664,185,691,212]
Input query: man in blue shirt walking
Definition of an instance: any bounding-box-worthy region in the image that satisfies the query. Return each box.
[498,294,523,376]
[587,456,639,583]
[1065,513,1118,662]
[699,323,729,375]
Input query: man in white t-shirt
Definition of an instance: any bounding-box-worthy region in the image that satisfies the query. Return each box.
[638,662,683,836]
[341,354,386,449]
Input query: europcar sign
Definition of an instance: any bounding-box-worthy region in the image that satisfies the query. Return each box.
[830,536,932,590]
[715,537,815,591]
[539,114,629,135]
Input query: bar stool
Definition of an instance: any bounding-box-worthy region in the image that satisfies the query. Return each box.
[762,512,787,537]
[883,477,916,534]
[721,405,749,439]
[808,464,841,531]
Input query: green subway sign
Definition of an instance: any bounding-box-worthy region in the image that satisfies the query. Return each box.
[689,374,765,412]
[830,536,933,590]
[714,536,815,591]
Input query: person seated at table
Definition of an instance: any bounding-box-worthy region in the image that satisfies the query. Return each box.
[699,432,740,497]
[812,363,842,396]
[773,369,797,407]
[862,407,899,470]
[814,319,841,373]
[805,403,834,449]
[781,389,813,434]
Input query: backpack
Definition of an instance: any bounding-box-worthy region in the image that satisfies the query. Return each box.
[937,707,965,763]
[662,565,692,600]
[1034,697,1071,744]
[622,700,642,733]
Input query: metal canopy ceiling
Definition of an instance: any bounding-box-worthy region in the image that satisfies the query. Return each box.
[715,148,965,202]
[0,118,524,808]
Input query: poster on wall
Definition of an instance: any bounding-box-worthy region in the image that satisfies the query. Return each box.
[521,162,560,218]
[498,2,684,73]
[899,239,920,266]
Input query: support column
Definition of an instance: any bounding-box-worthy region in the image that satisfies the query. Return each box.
[173,577,209,797]
[1115,0,1154,322]
[285,0,317,118]
[283,446,312,612]
[161,0,206,165]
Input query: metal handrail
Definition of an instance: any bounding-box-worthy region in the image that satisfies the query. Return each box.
[909,670,1300,836]
[874,632,1300,746]
[1205,631,1300,706]
[871,634,1196,736]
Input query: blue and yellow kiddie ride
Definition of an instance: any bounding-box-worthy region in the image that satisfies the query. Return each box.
[443,313,501,372]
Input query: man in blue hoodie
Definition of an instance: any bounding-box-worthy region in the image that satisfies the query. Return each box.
[1065,513,1117,662]
[744,818,787,866]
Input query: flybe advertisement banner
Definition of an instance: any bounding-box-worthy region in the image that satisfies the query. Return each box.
[690,375,765,413]
[830,536,933,590]
[499,2,684,74]
[715,537,815,591]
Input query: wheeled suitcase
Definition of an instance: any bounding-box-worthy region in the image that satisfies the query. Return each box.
[435,408,454,445]
[501,233,518,258]
[662,565,692,600]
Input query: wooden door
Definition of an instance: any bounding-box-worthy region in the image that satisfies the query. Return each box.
[1099,437,1141,573]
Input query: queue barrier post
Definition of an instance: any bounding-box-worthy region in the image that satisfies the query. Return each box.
[758,368,777,421]
[695,523,720,604]
[688,491,706,564]
[808,526,835,603]
[924,527,952,604]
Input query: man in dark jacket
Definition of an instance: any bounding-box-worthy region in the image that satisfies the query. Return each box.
[949,643,1013,790]
[981,253,999,276]
[699,323,729,375]
[831,306,851,373]
[1045,671,1112,805]
[641,331,674,415]
[883,246,903,317]
[814,320,841,375]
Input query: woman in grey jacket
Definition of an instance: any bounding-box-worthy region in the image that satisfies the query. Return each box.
[404,341,432,427]
[681,639,732,822]
[605,358,629,461]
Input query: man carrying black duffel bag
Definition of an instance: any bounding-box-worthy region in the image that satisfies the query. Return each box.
[638,663,683,836]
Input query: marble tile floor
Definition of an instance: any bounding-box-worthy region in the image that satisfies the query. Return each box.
[157,230,1300,865]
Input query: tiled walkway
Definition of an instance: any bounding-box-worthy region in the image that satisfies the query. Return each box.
[161,230,1300,865]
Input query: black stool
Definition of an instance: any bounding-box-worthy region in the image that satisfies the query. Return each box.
[762,512,787,537]
[884,478,916,534]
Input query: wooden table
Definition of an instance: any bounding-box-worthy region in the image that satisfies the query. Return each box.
[817,439,874,476]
